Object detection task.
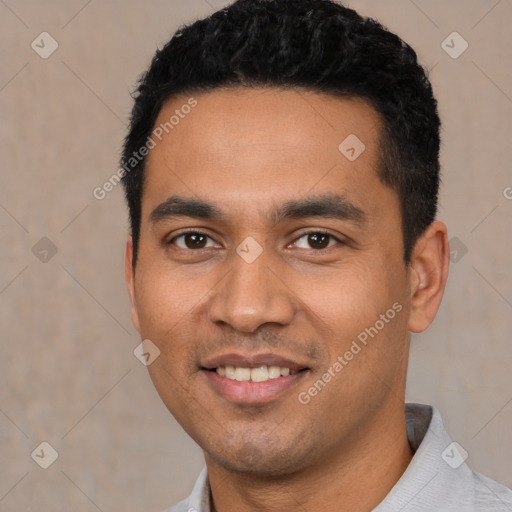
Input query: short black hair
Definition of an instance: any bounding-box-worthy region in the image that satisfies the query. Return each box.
[120,0,440,268]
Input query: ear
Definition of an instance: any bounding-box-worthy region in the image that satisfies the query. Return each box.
[125,236,141,334]
[407,220,450,333]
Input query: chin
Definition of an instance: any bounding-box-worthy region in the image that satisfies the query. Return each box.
[205,439,313,478]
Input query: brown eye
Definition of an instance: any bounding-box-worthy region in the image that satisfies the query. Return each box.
[170,232,215,249]
[307,233,330,249]
[293,231,340,250]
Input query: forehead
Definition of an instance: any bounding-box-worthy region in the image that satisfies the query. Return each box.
[149,87,381,157]
[142,87,392,224]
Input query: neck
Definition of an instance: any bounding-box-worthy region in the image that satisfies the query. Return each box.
[205,403,413,512]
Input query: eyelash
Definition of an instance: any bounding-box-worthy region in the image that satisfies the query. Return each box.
[167,228,344,251]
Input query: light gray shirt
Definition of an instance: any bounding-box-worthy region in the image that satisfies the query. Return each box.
[165,403,512,511]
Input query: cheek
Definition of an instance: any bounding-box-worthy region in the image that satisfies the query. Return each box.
[135,268,206,413]
[295,262,409,416]
[296,257,398,342]
[134,265,199,342]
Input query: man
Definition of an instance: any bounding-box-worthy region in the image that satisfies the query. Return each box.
[120,0,512,510]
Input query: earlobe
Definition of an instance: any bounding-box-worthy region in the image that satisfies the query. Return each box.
[407,221,450,333]
[124,236,141,334]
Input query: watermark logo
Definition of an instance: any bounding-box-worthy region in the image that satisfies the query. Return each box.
[449,236,468,263]
[338,134,366,162]
[31,441,58,469]
[441,32,468,59]
[31,32,58,59]
[236,236,263,264]
[441,441,468,469]
[32,237,58,263]
[134,339,161,366]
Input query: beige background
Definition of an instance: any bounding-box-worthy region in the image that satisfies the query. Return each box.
[0,0,511,510]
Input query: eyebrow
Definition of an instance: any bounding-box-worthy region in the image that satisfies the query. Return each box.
[149,193,366,227]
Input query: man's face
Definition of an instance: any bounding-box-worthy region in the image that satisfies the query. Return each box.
[126,88,414,475]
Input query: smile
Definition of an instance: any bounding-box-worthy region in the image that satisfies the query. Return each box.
[202,366,310,404]
[214,364,301,382]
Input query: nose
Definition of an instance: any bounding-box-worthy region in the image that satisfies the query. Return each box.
[208,247,295,333]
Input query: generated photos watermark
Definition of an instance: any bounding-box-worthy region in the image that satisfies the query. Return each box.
[298,301,403,404]
[93,97,198,200]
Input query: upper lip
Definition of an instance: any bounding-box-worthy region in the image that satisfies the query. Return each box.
[201,352,310,372]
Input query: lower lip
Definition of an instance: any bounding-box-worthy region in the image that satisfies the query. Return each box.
[202,369,309,404]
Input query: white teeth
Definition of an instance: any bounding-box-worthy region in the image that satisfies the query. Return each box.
[250,366,269,382]
[215,364,300,382]
[234,367,251,381]
[268,366,281,379]
[225,365,235,379]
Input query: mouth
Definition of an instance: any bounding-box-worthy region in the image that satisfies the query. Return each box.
[200,354,311,404]
[204,365,309,382]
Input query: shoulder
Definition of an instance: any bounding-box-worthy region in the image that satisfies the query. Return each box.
[378,404,512,511]
[467,470,512,511]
